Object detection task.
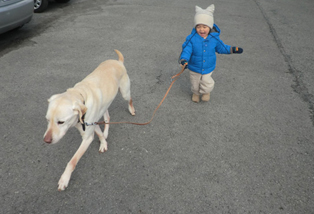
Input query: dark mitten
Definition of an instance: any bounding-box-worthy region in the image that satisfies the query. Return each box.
[180,59,188,65]
[180,59,188,69]
[232,47,243,54]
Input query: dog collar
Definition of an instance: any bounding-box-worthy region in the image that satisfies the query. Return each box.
[77,93,87,131]
[80,113,86,131]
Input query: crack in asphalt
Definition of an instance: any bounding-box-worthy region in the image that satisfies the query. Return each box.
[254,0,314,127]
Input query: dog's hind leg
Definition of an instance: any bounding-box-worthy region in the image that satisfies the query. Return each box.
[95,125,108,153]
[120,74,135,115]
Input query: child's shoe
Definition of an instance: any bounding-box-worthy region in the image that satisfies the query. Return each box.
[201,93,210,102]
[192,94,200,103]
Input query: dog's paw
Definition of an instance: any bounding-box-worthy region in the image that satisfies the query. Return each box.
[58,174,70,191]
[128,105,135,116]
[129,109,135,116]
[99,140,108,153]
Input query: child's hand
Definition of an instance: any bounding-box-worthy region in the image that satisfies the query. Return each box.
[232,47,243,54]
[180,59,188,69]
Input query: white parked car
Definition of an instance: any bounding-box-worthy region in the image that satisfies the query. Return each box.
[34,0,70,13]
[0,0,33,34]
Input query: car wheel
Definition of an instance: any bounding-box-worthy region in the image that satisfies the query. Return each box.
[55,0,70,3]
[34,0,49,13]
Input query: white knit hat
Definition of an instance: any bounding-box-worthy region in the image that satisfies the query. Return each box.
[194,4,215,29]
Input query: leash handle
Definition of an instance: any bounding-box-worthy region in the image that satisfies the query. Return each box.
[89,65,187,127]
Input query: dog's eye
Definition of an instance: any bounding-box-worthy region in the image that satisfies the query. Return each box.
[57,121,65,125]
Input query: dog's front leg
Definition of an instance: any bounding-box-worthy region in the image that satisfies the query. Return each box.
[58,135,93,191]
[103,110,110,139]
[95,125,107,153]
[95,110,110,153]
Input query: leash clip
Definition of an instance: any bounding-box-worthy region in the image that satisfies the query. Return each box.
[84,122,98,126]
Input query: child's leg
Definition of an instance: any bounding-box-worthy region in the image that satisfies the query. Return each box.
[189,71,202,95]
[200,72,215,94]
[189,71,202,102]
[200,72,214,101]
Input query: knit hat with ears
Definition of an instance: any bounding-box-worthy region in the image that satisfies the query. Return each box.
[194,4,215,29]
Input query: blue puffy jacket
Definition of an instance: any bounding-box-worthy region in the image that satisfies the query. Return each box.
[180,24,231,75]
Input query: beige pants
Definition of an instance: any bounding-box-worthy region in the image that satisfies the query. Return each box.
[189,71,215,95]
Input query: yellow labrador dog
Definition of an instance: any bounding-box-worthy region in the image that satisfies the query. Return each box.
[43,50,135,191]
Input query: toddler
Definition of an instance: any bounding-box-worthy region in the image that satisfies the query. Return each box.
[180,4,243,102]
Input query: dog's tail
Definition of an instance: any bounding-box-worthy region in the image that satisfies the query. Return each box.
[114,49,124,63]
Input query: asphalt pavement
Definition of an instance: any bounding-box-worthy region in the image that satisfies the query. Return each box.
[0,0,313,213]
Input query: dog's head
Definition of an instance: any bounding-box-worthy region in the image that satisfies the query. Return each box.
[43,93,87,144]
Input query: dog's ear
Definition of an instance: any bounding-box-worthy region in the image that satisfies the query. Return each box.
[48,94,62,103]
[73,101,87,124]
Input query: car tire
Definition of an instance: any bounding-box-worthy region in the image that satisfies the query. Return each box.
[34,0,49,13]
[55,0,70,3]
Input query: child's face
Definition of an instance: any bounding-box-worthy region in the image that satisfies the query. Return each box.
[196,24,210,38]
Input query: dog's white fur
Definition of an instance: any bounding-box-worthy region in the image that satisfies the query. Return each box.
[43,50,135,191]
